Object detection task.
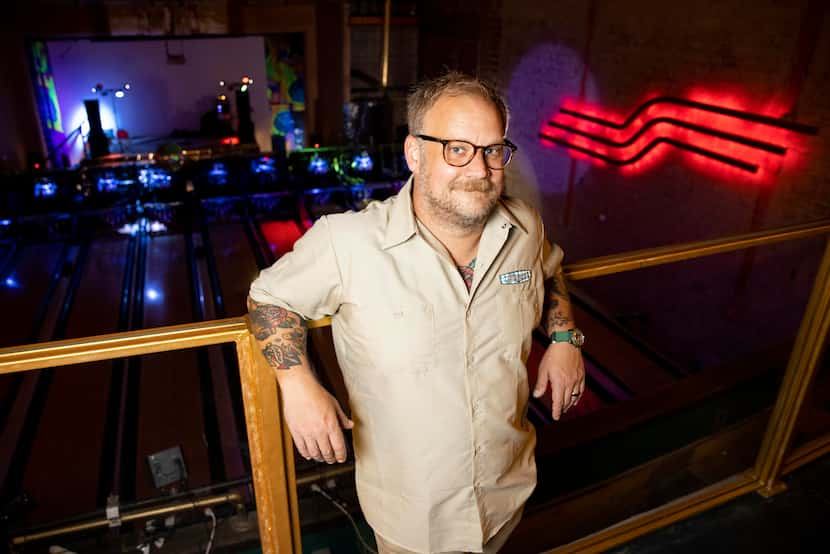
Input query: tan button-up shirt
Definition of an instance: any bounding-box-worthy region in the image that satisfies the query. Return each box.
[250,178,563,552]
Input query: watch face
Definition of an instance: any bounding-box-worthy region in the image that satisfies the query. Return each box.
[571,329,586,347]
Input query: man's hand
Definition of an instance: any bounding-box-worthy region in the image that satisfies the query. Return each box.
[277,367,354,463]
[533,343,585,420]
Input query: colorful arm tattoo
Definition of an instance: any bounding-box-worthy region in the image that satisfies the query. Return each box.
[247,298,308,370]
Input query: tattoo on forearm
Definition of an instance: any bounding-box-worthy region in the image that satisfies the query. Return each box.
[548,311,572,328]
[545,267,574,331]
[248,298,308,370]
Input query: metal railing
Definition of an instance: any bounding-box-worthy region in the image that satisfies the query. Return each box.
[1,219,829,553]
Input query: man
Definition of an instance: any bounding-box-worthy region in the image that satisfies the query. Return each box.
[248,72,585,553]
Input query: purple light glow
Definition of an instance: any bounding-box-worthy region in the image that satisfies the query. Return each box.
[506,43,598,206]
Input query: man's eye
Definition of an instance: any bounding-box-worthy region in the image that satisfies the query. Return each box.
[484,146,503,157]
[449,145,468,155]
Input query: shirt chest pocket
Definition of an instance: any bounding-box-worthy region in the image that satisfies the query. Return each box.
[497,282,541,361]
[353,300,435,374]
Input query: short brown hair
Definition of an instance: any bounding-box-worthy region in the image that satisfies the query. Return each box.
[406,71,509,136]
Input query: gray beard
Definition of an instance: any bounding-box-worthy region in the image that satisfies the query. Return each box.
[418,172,500,230]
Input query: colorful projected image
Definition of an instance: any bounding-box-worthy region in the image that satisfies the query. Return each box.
[29,41,66,166]
[265,34,306,151]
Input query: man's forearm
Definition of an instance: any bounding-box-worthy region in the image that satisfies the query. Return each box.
[543,266,575,334]
[247,297,310,372]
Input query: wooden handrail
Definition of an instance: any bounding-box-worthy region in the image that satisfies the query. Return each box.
[1,218,828,553]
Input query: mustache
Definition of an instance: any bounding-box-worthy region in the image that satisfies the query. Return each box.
[451,179,494,192]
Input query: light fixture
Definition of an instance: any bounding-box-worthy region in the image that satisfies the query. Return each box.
[114,90,125,98]
[123,82,131,90]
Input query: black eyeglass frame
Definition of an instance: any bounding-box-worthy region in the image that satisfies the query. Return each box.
[415,134,518,170]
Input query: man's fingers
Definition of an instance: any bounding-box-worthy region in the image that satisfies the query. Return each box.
[334,400,354,429]
[551,381,564,420]
[293,434,311,460]
[533,371,550,398]
[316,435,336,464]
[329,428,348,463]
[305,438,324,462]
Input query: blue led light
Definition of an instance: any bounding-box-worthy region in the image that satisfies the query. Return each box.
[351,151,374,172]
[0,219,12,226]
[97,172,119,192]
[138,167,172,189]
[34,179,58,198]
[308,154,329,175]
[145,286,163,302]
[207,162,229,185]
[4,276,20,288]
[252,156,277,175]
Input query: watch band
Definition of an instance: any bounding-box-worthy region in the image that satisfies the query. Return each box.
[550,328,585,348]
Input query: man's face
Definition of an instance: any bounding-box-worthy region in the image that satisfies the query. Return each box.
[406,94,506,230]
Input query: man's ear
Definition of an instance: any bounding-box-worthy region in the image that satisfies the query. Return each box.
[404,134,420,173]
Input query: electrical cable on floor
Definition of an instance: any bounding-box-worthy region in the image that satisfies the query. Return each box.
[203,508,217,554]
[310,484,377,554]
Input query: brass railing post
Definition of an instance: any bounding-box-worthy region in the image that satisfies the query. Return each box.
[236,325,302,553]
[753,237,830,496]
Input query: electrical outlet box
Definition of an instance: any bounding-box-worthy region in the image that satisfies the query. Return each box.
[147,446,187,489]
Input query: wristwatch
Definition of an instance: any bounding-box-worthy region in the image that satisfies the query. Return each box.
[550,328,586,349]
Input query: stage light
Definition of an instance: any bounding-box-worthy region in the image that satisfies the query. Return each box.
[240,84,248,93]
[4,276,20,289]
[219,80,225,87]
[241,76,250,84]
[123,82,131,90]
[0,219,10,226]
[91,87,97,94]
[308,154,329,175]
[115,90,125,98]
[145,286,162,302]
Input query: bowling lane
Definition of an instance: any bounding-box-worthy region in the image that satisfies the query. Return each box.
[204,222,263,478]
[135,234,212,500]
[0,243,66,347]
[0,243,67,447]
[21,238,129,524]
[210,222,262,315]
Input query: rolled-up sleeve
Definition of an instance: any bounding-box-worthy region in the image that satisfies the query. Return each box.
[249,216,343,320]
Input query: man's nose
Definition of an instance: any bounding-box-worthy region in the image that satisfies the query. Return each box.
[464,148,490,178]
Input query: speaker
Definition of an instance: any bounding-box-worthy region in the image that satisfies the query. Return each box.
[84,99,109,158]
[235,88,255,145]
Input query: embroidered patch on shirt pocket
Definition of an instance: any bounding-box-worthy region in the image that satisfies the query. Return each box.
[499,269,531,285]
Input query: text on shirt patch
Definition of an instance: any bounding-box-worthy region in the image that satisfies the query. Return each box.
[499,269,531,285]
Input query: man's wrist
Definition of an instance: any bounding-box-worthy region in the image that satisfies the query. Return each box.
[549,328,585,348]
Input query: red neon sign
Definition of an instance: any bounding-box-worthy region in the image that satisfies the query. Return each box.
[539,91,818,182]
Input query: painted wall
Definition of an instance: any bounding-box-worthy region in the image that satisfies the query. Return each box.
[47,36,271,164]
[482,0,830,369]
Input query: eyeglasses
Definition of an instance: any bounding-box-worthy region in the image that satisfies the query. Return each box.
[415,134,517,170]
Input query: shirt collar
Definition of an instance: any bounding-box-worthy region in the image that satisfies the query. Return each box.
[382,176,419,250]
[381,175,528,250]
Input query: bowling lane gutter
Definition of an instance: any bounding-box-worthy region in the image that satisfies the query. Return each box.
[186,225,226,483]
[1,238,90,499]
[97,235,138,507]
